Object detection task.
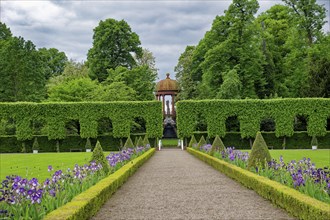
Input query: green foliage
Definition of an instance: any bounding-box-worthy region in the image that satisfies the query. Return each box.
[188,148,330,220]
[197,135,207,149]
[176,99,330,138]
[85,138,92,149]
[38,47,68,80]
[210,135,225,156]
[124,136,134,149]
[143,135,150,147]
[0,36,46,102]
[311,136,318,146]
[0,22,12,40]
[87,18,142,82]
[32,137,39,150]
[216,68,242,99]
[90,141,110,174]
[136,136,144,147]
[248,132,271,168]
[21,142,26,153]
[0,101,163,140]
[188,135,197,148]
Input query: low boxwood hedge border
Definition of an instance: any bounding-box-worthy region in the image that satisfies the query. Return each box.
[44,148,155,220]
[187,148,330,220]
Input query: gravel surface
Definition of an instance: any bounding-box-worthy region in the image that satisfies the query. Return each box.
[92,149,295,220]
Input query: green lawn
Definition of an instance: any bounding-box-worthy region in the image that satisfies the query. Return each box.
[162,138,180,147]
[243,149,330,168]
[0,152,110,183]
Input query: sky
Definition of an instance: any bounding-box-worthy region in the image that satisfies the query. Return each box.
[1,0,329,80]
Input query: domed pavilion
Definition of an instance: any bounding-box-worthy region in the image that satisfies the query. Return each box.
[155,73,179,119]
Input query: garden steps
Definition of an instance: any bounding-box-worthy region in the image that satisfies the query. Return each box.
[92,149,294,219]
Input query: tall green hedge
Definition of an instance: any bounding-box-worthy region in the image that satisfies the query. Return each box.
[0,101,163,141]
[177,99,330,138]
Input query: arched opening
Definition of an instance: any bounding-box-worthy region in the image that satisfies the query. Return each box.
[195,113,207,132]
[97,117,113,135]
[0,117,16,135]
[131,117,147,134]
[294,115,308,131]
[32,119,47,135]
[260,118,276,132]
[226,116,240,132]
[65,119,80,135]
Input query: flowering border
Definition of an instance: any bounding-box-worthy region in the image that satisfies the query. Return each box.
[187,147,330,220]
[44,148,155,220]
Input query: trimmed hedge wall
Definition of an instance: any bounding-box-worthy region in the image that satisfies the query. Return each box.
[187,148,330,220]
[177,98,330,138]
[44,148,155,220]
[0,134,157,153]
[192,131,330,149]
[0,101,163,140]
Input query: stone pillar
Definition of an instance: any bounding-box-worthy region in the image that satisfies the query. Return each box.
[171,94,175,115]
[162,95,165,116]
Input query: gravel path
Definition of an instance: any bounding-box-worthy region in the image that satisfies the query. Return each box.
[92,149,294,220]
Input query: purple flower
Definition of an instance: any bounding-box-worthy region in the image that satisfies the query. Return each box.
[48,165,53,172]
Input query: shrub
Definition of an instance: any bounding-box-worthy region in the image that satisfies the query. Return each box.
[143,135,150,147]
[32,137,39,150]
[311,136,318,146]
[247,132,271,168]
[136,137,144,147]
[124,136,134,149]
[197,136,207,149]
[90,141,110,174]
[210,135,225,156]
[85,138,92,149]
[188,135,197,148]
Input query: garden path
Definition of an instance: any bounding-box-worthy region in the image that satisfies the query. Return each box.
[92,149,295,219]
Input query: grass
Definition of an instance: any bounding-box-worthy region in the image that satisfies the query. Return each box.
[0,152,110,183]
[161,138,179,147]
[243,149,330,168]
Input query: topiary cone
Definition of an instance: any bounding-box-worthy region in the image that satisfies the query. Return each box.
[124,136,134,149]
[247,132,271,168]
[136,136,144,147]
[188,135,197,148]
[210,135,225,156]
[197,136,207,149]
[91,141,110,174]
[143,135,150,147]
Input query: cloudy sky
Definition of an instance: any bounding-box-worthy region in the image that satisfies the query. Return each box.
[1,0,329,80]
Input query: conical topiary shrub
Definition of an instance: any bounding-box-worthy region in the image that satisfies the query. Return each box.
[311,136,318,150]
[136,136,144,147]
[85,138,92,152]
[143,135,150,147]
[91,141,110,174]
[210,135,225,156]
[197,136,207,149]
[188,135,197,148]
[124,136,134,149]
[247,132,271,168]
[32,137,39,151]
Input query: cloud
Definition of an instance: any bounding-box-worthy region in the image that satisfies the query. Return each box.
[1,0,329,81]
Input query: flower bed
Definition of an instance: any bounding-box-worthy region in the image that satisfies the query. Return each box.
[0,146,151,219]
[188,147,330,219]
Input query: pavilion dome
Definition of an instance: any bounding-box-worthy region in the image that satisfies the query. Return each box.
[156,73,179,92]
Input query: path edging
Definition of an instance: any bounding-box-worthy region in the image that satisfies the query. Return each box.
[187,147,330,220]
[44,148,155,220]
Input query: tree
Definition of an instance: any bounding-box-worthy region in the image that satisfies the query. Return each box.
[0,22,12,40]
[134,48,158,75]
[92,82,136,101]
[283,0,326,45]
[200,0,266,99]
[87,18,142,82]
[47,77,99,102]
[175,46,197,100]
[106,66,156,101]
[39,47,68,80]
[217,67,242,99]
[0,36,46,102]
